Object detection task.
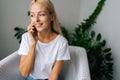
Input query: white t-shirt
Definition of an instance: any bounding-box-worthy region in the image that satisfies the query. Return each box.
[18,32,70,79]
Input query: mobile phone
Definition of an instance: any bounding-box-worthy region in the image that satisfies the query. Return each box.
[32,26,37,37]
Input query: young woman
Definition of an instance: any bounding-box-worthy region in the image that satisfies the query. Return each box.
[18,0,70,80]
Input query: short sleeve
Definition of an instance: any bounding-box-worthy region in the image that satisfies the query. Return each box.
[56,39,70,60]
[17,33,29,55]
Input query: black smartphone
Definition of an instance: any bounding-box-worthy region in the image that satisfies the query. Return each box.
[32,26,37,37]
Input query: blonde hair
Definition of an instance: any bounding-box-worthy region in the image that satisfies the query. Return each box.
[30,0,62,35]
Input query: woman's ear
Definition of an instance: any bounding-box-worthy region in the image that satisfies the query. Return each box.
[50,13,55,21]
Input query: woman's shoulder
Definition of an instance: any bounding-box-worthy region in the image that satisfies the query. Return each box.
[21,32,30,41]
[57,34,68,43]
[22,32,29,37]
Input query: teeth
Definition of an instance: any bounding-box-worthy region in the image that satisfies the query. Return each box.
[35,23,43,26]
[40,23,43,25]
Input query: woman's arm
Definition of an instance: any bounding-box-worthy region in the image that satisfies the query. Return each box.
[49,60,64,80]
[19,43,36,78]
[19,23,38,78]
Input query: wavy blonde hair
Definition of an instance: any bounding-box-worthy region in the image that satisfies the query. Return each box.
[30,0,62,35]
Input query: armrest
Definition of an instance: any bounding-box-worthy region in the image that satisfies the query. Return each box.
[78,47,91,80]
[60,46,91,80]
[0,51,24,80]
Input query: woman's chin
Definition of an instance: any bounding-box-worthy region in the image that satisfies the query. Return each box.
[37,29,44,33]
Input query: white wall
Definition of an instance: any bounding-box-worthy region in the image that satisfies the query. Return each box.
[0,0,31,59]
[79,0,120,80]
[52,0,81,32]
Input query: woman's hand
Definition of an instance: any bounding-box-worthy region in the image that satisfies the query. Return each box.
[49,60,64,80]
[27,22,38,44]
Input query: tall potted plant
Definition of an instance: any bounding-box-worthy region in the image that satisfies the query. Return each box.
[61,0,113,80]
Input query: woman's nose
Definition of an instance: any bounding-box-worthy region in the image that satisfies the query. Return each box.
[35,16,40,22]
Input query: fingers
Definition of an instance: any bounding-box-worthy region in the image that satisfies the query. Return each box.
[27,23,38,43]
[28,26,34,33]
[27,23,35,33]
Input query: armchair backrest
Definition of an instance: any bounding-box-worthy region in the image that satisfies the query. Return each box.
[60,46,91,80]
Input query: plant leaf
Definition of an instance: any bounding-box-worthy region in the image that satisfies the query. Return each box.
[91,31,95,38]
[103,48,111,53]
[96,33,102,41]
[101,40,106,47]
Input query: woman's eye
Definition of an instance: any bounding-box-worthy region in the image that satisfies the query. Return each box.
[40,14,45,16]
[30,14,34,17]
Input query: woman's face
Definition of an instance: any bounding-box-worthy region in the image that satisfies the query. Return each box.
[30,3,53,32]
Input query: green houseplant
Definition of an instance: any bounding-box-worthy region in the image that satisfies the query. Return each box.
[14,0,113,80]
[61,0,113,80]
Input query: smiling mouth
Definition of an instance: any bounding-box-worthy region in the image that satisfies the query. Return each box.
[40,23,43,26]
[35,23,43,27]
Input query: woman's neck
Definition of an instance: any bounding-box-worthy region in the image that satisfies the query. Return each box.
[37,30,57,43]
